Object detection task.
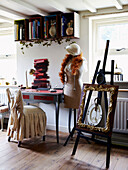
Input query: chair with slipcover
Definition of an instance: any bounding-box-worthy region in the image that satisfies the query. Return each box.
[6,88,47,147]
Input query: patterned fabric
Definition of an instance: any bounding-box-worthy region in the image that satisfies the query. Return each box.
[6,88,47,141]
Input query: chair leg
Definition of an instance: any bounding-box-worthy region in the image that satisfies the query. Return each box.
[8,136,11,142]
[42,135,45,141]
[106,136,111,169]
[18,141,21,147]
[72,131,81,156]
[1,115,4,131]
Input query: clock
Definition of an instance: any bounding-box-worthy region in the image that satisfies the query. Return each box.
[87,103,102,126]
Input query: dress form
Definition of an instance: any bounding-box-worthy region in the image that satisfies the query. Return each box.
[64,58,86,109]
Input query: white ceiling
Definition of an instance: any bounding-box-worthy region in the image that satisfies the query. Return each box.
[0,0,128,30]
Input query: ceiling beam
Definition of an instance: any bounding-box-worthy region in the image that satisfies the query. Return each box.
[46,0,70,13]
[7,0,48,16]
[0,15,14,23]
[83,0,97,13]
[82,5,128,18]
[0,5,27,19]
[113,0,123,9]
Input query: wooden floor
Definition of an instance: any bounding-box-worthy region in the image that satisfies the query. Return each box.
[0,130,128,170]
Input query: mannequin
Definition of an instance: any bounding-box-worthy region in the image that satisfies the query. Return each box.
[59,43,87,109]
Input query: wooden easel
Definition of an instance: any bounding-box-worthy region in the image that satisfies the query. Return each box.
[64,40,114,146]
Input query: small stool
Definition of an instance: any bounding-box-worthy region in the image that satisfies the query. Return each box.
[0,106,9,131]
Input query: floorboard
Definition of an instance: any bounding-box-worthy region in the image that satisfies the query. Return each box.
[0,130,127,170]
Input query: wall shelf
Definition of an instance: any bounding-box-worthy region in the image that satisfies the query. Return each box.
[14,12,80,42]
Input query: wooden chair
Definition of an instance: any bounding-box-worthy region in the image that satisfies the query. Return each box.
[71,84,118,169]
[6,88,47,147]
[0,105,9,131]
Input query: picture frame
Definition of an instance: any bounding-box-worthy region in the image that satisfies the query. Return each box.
[77,84,118,133]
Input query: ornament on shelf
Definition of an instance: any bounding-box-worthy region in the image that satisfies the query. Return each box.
[49,20,56,37]
[66,20,73,36]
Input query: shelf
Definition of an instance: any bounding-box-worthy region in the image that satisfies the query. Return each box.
[29,16,43,40]
[61,12,80,38]
[14,19,29,41]
[14,12,80,42]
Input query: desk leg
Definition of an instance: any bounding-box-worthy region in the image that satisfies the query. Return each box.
[69,108,72,133]
[55,96,60,143]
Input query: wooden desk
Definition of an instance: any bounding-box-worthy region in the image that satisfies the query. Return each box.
[21,89,63,143]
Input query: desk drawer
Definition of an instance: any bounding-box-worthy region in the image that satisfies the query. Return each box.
[34,95,54,101]
[23,95,29,99]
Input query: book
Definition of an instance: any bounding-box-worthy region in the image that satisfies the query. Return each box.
[61,15,67,36]
[20,24,23,40]
[33,20,36,39]
[34,59,48,63]
[14,24,18,40]
[34,63,49,68]
[31,21,33,39]
[46,20,49,38]
[37,20,40,38]
[34,78,48,81]
[22,27,25,40]
[32,82,48,88]
[29,21,32,39]
[35,75,49,79]
[44,20,47,39]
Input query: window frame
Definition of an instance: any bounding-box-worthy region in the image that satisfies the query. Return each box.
[92,16,128,55]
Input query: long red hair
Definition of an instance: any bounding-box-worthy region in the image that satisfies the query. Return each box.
[59,53,83,84]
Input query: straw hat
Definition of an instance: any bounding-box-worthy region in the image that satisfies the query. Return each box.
[66,43,81,56]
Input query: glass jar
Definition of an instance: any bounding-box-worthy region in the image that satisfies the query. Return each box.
[114,64,123,81]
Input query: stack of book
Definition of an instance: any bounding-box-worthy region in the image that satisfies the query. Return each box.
[32,59,50,88]
[14,23,25,40]
[29,19,41,39]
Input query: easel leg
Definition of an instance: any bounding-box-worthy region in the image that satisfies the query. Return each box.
[106,136,111,169]
[72,131,81,155]
[64,109,76,146]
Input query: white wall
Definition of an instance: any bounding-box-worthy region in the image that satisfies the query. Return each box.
[16,12,90,132]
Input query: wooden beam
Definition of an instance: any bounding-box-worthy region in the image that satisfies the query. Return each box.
[83,0,97,13]
[8,0,48,16]
[46,0,70,12]
[0,15,14,23]
[0,5,27,19]
[82,5,128,18]
[113,0,123,9]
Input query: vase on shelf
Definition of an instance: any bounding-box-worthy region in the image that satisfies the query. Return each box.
[66,20,73,36]
[114,64,123,81]
[49,20,56,37]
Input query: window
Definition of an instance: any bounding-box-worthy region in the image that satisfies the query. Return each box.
[98,22,128,50]
[91,15,128,81]
[0,34,17,85]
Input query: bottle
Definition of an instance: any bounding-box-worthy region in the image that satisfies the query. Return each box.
[49,20,56,37]
[66,20,73,36]
[114,64,123,81]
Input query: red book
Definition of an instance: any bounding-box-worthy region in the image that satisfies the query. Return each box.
[33,70,42,75]
[34,63,48,68]
[33,71,48,75]
[34,78,47,81]
[36,68,47,72]
[32,82,48,88]
[34,59,48,63]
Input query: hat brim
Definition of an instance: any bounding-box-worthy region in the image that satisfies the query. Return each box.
[66,45,81,56]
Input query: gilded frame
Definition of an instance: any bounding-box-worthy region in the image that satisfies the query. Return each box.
[77,84,117,133]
